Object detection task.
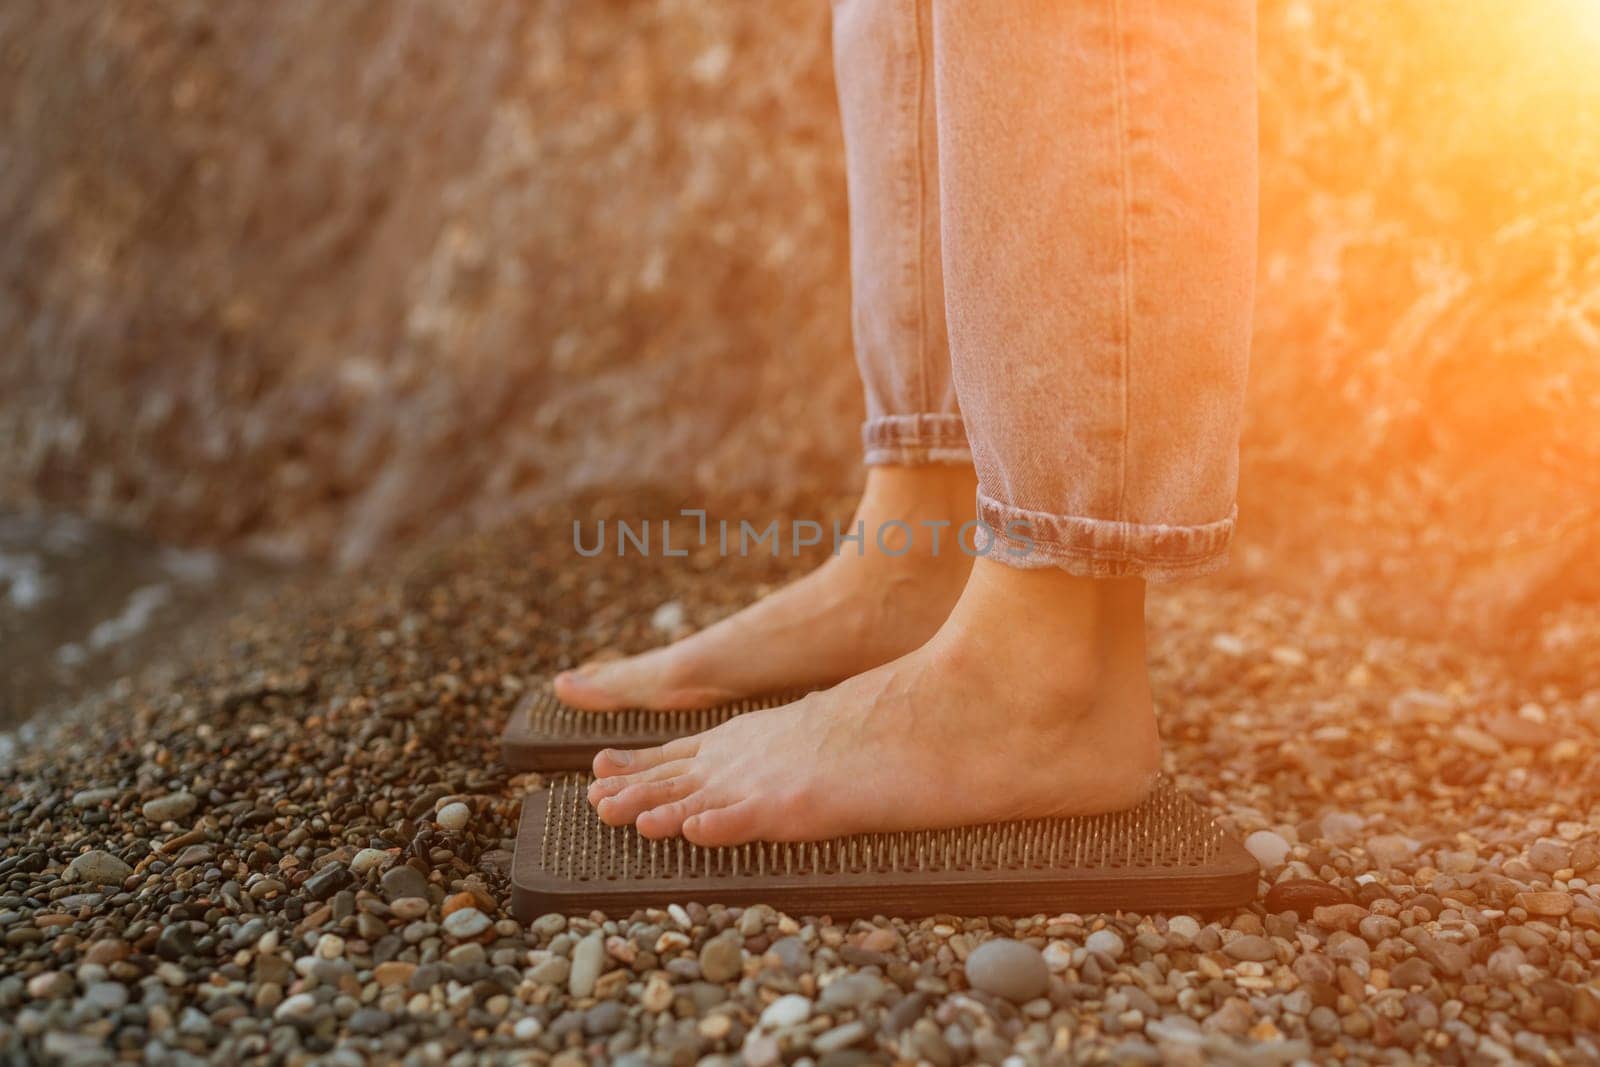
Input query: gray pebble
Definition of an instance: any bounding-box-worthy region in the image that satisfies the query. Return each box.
[964,939,1049,1004]
[68,850,133,885]
[141,792,198,822]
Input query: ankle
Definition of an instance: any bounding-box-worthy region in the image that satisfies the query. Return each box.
[947,560,1150,703]
[851,465,980,564]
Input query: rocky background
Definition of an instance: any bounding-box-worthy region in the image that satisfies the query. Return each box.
[2,0,1598,642]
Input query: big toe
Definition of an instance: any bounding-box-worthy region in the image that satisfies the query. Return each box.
[553,662,634,711]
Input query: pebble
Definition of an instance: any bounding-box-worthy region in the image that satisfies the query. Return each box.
[67,850,132,885]
[759,994,813,1029]
[569,931,606,998]
[436,801,470,833]
[698,936,743,982]
[351,847,390,874]
[1222,935,1276,962]
[1528,840,1571,874]
[1084,929,1126,961]
[1388,957,1432,989]
[813,1020,868,1054]
[1517,891,1574,917]
[1166,915,1201,941]
[1264,878,1348,915]
[820,973,886,1009]
[1365,834,1419,867]
[141,792,198,821]
[381,865,430,901]
[965,938,1050,1003]
[1244,830,1291,869]
[441,907,491,938]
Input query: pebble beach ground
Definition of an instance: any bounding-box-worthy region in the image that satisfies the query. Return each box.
[2,495,1597,1065]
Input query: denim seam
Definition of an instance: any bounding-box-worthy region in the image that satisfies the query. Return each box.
[912,0,931,421]
[1110,0,1133,543]
[862,414,971,466]
[978,491,1235,573]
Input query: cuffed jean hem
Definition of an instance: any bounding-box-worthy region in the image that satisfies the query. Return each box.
[976,493,1236,582]
[862,414,973,466]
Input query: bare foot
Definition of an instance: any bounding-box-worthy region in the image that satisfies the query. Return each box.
[585,559,1161,843]
[553,465,978,711]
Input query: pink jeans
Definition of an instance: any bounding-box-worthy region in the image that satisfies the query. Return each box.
[833,0,1257,580]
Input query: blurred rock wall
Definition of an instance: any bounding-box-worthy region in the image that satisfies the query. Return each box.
[2,1,1597,638]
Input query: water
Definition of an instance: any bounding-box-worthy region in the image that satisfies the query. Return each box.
[0,510,268,732]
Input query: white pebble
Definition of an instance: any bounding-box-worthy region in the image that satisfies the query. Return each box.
[436,803,470,833]
[1042,941,1075,973]
[1167,916,1202,942]
[1085,929,1125,960]
[651,600,687,634]
[351,848,391,875]
[759,994,813,1029]
[1245,830,1291,869]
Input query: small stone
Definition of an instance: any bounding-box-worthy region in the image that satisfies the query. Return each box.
[857,926,899,953]
[441,891,479,918]
[174,843,214,867]
[813,1020,869,1054]
[373,961,416,988]
[1244,831,1291,869]
[821,973,886,1009]
[759,993,812,1029]
[569,931,606,998]
[584,1000,625,1035]
[1223,935,1275,963]
[81,981,128,1012]
[156,924,196,961]
[1388,957,1432,989]
[1319,812,1364,845]
[1202,997,1253,1036]
[529,956,570,987]
[304,863,352,901]
[965,938,1050,1003]
[274,993,318,1022]
[442,907,491,939]
[27,972,74,999]
[348,1008,391,1035]
[1312,903,1367,931]
[351,848,390,875]
[1264,879,1349,916]
[142,792,198,822]
[1417,937,1470,977]
[640,974,674,1013]
[381,865,430,901]
[436,802,470,833]
[1365,834,1419,867]
[72,787,119,808]
[1085,929,1126,961]
[1517,891,1574,917]
[768,936,811,974]
[651,600,687,634]
[698,937,743,983]
[1166,916,1201,942]
[389,897,428,920]
[68,850,133,886]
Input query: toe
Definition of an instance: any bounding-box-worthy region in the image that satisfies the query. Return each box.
[593,735,698,778]
[635,791,716,839]
[553,664,629,712]
[587,759,693,806]
[598,775,697,826]
[682,799,763,847]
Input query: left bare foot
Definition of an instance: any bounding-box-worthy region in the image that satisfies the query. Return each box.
[585,559,1161,845]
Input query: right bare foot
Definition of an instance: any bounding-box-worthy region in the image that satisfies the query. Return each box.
[553,465,978,711]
